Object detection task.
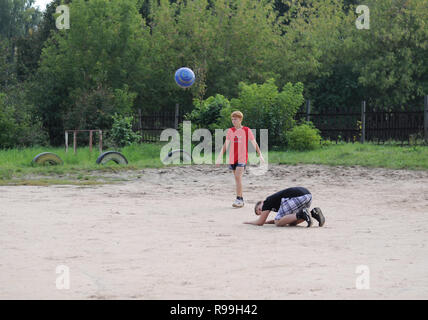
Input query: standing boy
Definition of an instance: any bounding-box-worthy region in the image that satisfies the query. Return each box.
[216,111,264,208]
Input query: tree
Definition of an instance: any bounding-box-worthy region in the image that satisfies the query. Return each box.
[145,0,282,113]
[347,0,428,110]
[0,0,41,40]
[0,0,42,86]
[15,0,71,82]
[0,82,48,148]
[34,0,151,145]
[273,0,356,94]
[0,37,15,89]
[0,1,47,148]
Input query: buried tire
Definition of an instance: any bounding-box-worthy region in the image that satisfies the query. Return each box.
[32,152,63,166]
[162,149,192,164]
[96,151,128,165]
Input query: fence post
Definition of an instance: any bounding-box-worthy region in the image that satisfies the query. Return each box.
[73,131,77,154]
[89,130,93,153]
[306,100,311,122]
[361,101,366,143]
[99,130,103,153]
[65,131,68,153]
[175,103,179,129]
[424,95,428,142]
[138,108,143,141]
[138,108,142,129]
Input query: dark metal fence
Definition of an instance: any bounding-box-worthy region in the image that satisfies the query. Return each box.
[295,97,427,144]
[365,110,424,143]
[135,96,428,145]
[295,110,425,143]
[295,111,361,142]
[133,105,184,142]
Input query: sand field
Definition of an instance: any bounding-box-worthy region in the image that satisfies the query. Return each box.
[1,164,428,299]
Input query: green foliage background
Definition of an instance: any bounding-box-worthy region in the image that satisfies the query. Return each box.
[0,0,427,148]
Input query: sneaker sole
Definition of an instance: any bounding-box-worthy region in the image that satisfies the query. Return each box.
[303,208,312,228]
[232,203,244,208]
[312,208,325,227]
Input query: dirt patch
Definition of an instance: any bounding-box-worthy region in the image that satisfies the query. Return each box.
[1,164,427,299]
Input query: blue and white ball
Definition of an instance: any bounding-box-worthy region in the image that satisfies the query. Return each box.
[174,67,195,88]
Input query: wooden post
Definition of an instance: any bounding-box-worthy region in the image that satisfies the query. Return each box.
[175,103,179,129]
[361,101,366,144]
[306,100,311,122]
[99,130,103,153]
[138,108,143,142]
[138,108,143,138]
[65,131,68,153]
[89,130,93,152]
[73,131,77,154]
[424,95,428,142]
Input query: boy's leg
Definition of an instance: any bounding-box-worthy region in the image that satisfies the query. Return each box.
[275,214,298,227]
[289,219,305,226]
[274,195,313,227]
[275,214,311,227]
[234,166,245,198]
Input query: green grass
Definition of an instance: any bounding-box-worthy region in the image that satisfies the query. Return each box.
[0,143,165,184]
[0,142,427,185]
[1,178,112,186]
[269,142,428,170]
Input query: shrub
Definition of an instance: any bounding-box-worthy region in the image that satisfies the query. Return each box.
[0,93,17,148]
[321,138,333,147]
[66,84,137,132]
[185,94,231,131]
[108,113,141,148]
[219,79,304,146]
[183,79,304,148]
[0,89,48,149]
[286,122,321,151]
[182,95,232,151]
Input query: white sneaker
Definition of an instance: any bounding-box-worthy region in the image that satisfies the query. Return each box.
[232,198,244,208]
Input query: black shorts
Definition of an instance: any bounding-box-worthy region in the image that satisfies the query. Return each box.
[228,163,246,170]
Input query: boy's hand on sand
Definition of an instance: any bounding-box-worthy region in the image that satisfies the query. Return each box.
[259,155,265,164]
[243,221,262,226]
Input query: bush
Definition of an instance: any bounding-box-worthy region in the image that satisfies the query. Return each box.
[66,84,137,132]
[220,79,305,146]
[182,95,232,151]
[108,113,141,148]
[185,94,231,131]
[286,122,321,151]
[0,93,17,148]
[183,79,304,148]
[0,88,48,149]
[321,138,333,148]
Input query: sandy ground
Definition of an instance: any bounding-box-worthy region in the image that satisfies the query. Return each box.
[1,164,428,300]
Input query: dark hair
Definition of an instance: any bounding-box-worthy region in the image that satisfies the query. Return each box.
[254,201,262,215]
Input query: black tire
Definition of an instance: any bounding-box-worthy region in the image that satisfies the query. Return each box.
[163,149,192,164]
[96,151,128,165]
[32,152,63,166]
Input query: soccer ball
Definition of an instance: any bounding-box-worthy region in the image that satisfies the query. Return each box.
[174,67,195,88]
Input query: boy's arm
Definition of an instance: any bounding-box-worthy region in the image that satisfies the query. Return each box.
[250,139,264,163]
[216,140,230,165]
[243,210,270,226]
